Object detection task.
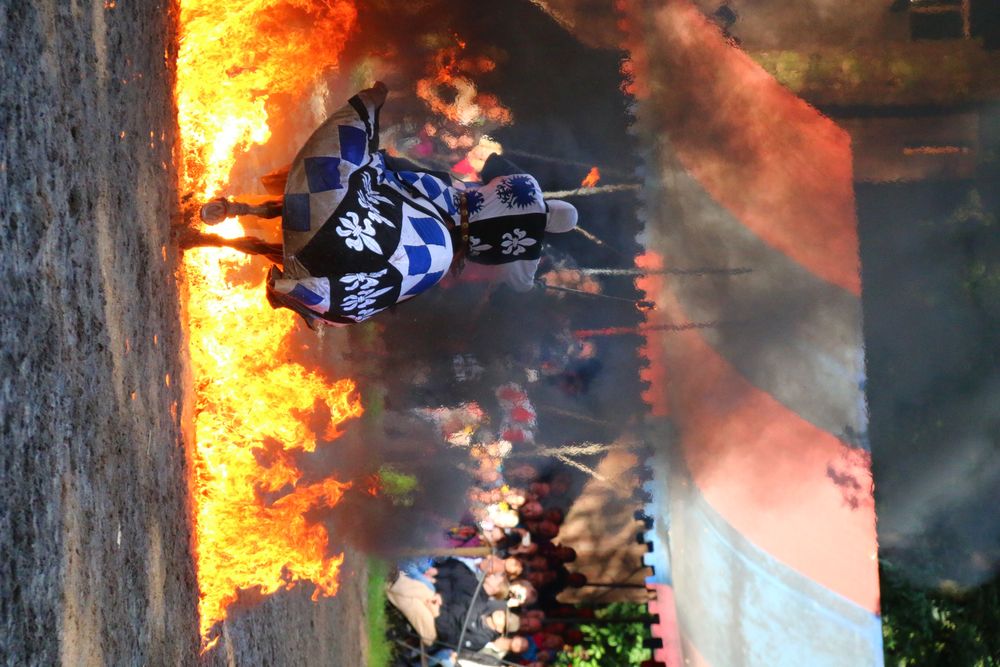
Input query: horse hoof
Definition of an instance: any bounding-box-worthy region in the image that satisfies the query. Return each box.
[199,197,229,224]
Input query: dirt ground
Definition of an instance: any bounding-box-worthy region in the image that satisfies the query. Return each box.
[200,549,369,667]
[1,2,367,665]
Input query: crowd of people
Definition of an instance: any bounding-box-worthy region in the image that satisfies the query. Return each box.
[386,451,600,667]
[368,158,647,665]
[363,80,645,665]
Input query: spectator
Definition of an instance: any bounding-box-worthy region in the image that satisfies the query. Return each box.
[386,572,443,646]
[528,482,550,499]
[518,616,543,634]
[400,557,438,591]
[509,579,538,607]
[506,463,538,482]
[519,500,544,520]
[542,507,564,525]
[434,560,507,649]
[530,520,560,542]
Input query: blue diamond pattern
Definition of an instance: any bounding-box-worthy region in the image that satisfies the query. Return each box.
[304,157,342,192]
[338,125,367,165]
[282,193,311,231]
[420,174,442,200]
[405,245,432,275]
[403,270,444,297]
[409,216,446,246]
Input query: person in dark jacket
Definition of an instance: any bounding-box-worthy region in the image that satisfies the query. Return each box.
[433,558,508,650]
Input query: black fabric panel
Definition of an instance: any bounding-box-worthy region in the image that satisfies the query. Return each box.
[296,166,404,276]
[466,212,546,265]
[480,153,525,183]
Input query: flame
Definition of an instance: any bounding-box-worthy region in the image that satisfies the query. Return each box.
[409,39,513,182]
[415,43,512,127]
[177,0,357,198]
[581,166,601,188]
[176,0,362,643]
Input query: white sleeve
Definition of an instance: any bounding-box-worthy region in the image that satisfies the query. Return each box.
[499,259,540,292]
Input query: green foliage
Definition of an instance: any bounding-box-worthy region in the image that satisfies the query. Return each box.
[366,558,393,667]
[551,603,653,667]
[377,465,418,506]
[881,561,1000,667]
[946,189,1000,316]
[752,42,1000,106]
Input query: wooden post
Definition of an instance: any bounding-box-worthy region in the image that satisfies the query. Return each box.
[394,546,493,559]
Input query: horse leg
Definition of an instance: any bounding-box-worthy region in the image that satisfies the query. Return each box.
[178,229,284,264]
[200,196,283,224]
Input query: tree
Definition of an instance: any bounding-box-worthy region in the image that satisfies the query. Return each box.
[881,560,1000,666]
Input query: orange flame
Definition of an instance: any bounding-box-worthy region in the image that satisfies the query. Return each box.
[176,0,361,643]
[415,42,512,128]
[581,166,601,188]
[177,0,357,198]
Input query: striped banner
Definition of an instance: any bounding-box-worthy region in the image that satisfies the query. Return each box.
[623,1,883,665]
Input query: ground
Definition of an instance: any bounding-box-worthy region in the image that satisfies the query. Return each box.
[200,549,369,667]
[0,2,366,664]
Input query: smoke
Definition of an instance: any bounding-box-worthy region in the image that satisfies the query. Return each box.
[206,0,1000,595]
[874,377,1000,586]
[296,410,474,556]
[622,0,1000,594]
[217,0,641,565]
[859,181,1000,587]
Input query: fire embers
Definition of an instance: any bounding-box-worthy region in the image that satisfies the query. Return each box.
[581,166,601,188]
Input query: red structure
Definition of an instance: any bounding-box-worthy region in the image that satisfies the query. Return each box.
[623,0,883,664]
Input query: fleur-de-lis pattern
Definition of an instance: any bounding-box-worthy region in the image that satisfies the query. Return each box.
[349,306,383,322]
[339,269,388,291]
[358,171,396,228]
[468,236,493,256]
[338,268,393,321]
[341,288,392,312]
[500,228,537,256]
[335,211,383,254]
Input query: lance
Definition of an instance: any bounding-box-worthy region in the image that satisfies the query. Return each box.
[393,546,493,559]
[542,184,641,199]
[509,442,622,458]
[538,281,655,310]
[537,404,612,426]
[574,266,752,277]
[574,321,731,338]
[554,454,609,483]
[503,148,633,178]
